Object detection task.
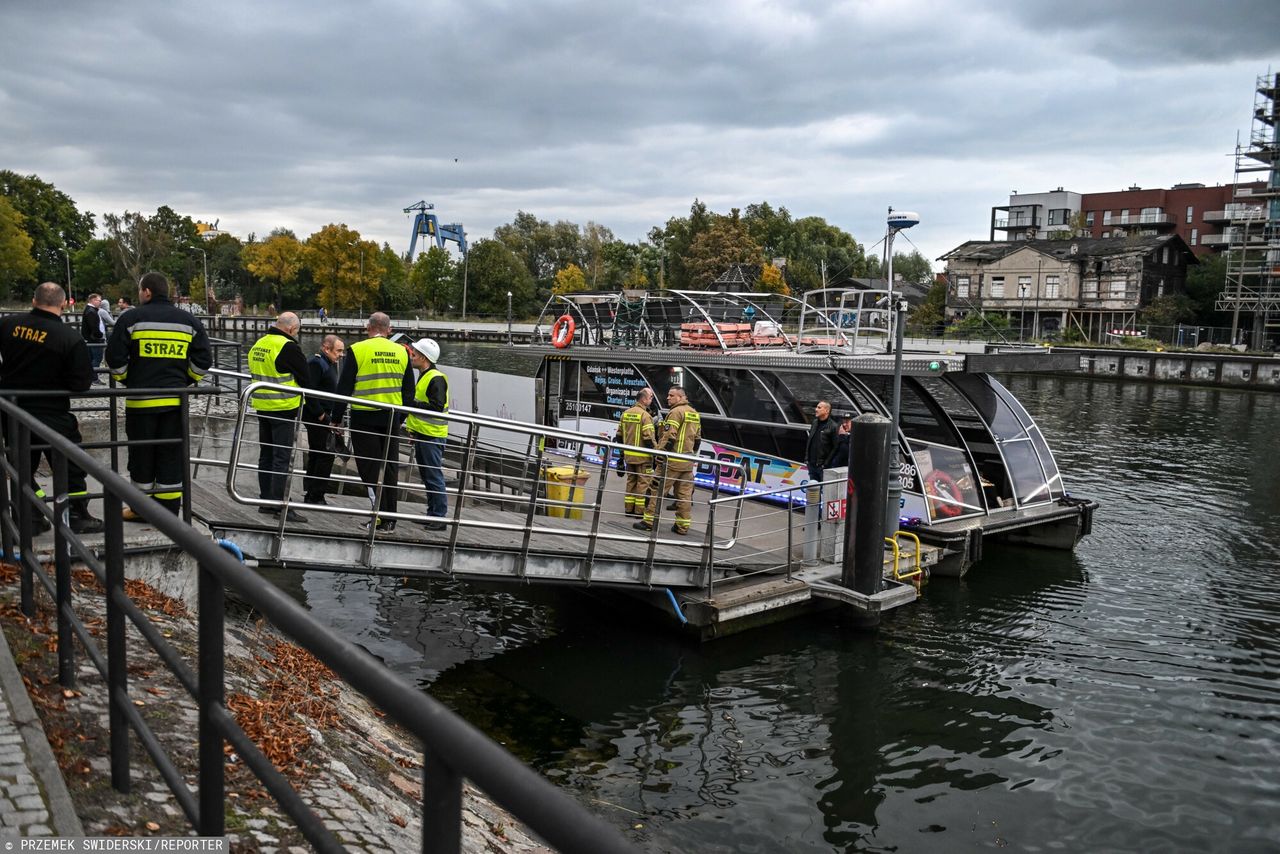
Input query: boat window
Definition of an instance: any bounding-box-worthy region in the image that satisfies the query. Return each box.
[636,365,722,415]
[909,440,985,521]
[857,374,958,448]
[1001,438,1053,505]
[945,374,1029,438]
[757,371,853,423]
[695,368,785,423]
[565,360,645,421]
[946,374,1062,506]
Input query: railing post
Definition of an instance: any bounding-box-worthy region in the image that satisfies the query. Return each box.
[0,411,13,562]
[180,395,193,525]
[197,560,225,836]
[421,746,462,854]
[104,487,130,792]
[17,424,34,616]
[52,453,75,688]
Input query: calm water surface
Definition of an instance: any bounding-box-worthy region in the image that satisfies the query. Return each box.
[278,344,1280,853]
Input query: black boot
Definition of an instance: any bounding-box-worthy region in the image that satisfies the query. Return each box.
[69,503,104,534]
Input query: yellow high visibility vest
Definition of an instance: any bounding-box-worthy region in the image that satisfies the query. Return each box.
[350,337,409,411]
[405,369,450,438]
[247,334,300,411]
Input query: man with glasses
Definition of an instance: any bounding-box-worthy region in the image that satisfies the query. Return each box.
[304,334,345,506]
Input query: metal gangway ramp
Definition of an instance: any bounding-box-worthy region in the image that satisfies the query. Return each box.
[187,372,922,635]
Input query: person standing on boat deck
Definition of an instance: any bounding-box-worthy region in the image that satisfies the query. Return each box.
[637,386,701,535]
[247,312,315,522]
[404,338,450,531]
[0,283,104,534]
[332,312,414,533]
[303,334,345,506]
[106,272,212,518]
[832,412,853,469]
[614,387,656,517]
[806,400,841,483]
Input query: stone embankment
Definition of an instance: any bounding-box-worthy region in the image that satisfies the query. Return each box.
[0,562,551,852]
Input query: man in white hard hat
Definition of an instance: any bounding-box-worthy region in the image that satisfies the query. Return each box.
[404,338,450,531]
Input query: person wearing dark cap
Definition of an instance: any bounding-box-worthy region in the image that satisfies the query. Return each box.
[404,338,450,531]
[0,283,104,533]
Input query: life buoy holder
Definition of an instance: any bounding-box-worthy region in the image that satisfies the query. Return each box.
[551,314,575,349]
[923,469,965,519]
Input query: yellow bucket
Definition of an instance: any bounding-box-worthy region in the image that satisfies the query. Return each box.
[544,465,590,519]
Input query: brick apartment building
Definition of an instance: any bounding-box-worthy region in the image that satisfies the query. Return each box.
[990,182,1266,257]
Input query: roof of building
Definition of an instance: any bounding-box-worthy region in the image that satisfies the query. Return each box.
[939,235,1196,264]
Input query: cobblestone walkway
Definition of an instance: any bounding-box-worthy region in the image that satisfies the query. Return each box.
[0,618,81,837]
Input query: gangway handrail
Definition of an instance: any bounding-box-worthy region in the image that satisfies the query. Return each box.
[0,395,635,852]
[202,370,752,572]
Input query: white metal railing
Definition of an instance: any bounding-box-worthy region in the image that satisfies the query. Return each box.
[193,369,757,586]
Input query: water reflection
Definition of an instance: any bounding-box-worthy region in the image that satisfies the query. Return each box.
[259,356,1280,852]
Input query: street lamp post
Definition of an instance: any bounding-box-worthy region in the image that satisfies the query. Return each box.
[1019,283,1029,343]
[884,208,919,537]
[62,248,73,302]
[194,248,210,314]
[507,291,513,343]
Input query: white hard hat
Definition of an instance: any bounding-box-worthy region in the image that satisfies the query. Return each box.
[412,337,440,363]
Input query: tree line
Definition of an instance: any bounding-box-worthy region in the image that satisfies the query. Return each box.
[1,170,943,318]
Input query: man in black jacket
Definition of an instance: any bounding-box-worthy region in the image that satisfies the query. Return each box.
[806,400,841,483]
[80,293,107,380]
[0,283,103,533]
[303,334,345,505]
[106,273,212,517]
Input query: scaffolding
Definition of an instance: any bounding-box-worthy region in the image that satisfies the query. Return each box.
[1219,70,1280,349]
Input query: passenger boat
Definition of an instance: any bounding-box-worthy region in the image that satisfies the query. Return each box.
[527,287,1097,576]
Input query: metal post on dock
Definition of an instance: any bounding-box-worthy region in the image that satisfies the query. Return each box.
[843,414,889,599]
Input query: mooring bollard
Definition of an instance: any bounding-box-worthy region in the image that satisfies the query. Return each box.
[842,413,890,597]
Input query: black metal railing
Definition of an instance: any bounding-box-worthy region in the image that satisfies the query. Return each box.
[0,390,634,853]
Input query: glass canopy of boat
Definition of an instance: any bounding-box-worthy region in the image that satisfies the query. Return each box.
[534,287,901,355]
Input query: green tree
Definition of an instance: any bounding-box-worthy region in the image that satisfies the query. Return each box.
[553,263,588,295]
[410,246,457,313]
[685,209,762,288]
[948,312,1011,340]
[1185,252,1227,325]
[305,224,366,312]
[71,238,124,297]
[205,233,248,308]
[0,196,37,295]
[908,280,947,335]
[649,199,713,290]
[1140,294,1195,328]
[245,232,306,309]
[889,250,932,285]
[460,239,535,317]
[0,171,95,291]
[375,243,415,312]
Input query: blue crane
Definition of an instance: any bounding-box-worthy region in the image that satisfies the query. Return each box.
[404,201,468,260]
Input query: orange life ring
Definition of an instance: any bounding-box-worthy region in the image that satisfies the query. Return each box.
[923,469,965,519]
[551,314,575,349]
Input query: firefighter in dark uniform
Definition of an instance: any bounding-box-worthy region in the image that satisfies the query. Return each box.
[105,272,212,518]
[613,386,656,517]
[0,283,103,533]
[332,312,414,533]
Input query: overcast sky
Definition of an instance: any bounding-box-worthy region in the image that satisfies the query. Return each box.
[2,0,1276,266]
